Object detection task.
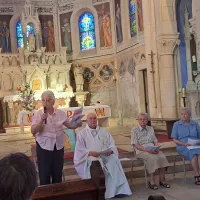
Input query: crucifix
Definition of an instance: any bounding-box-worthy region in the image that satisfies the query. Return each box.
[148,50,157,108]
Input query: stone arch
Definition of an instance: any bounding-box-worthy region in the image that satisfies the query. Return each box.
[9,14,21,53]
[70,6,100,57]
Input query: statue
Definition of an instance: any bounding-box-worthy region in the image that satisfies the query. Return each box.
[55,55,61,65]
[18,48,25,64]
[3,57,10,66]
[74,64,84,92]
[28,32,35,52]
[11,56,18,66]
[48,56,54,65]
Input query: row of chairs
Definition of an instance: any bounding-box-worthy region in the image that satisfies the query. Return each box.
[31,144,187,186]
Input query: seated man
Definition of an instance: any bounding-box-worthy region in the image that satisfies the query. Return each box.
[74,113,132,199]
[0,153,37,200]
[131,113,170,190]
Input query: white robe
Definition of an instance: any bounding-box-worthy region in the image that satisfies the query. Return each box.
[74,125,132,199]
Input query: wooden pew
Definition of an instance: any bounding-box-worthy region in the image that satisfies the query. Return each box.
[31,179,98,200]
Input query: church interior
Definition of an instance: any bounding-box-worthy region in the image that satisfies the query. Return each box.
[0,0,200,199]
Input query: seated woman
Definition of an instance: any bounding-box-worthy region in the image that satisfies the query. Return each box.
[172,107,200,185]
[131,113,170,190]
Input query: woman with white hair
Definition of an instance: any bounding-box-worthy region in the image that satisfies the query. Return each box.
[31,90,82,185]
[172,107,200,185]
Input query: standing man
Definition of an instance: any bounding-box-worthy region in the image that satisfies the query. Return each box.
[31,90,82,185]
[74,113,132,199]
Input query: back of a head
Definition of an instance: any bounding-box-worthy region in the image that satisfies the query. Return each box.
[0,153,37,200]
[148,195,166,200]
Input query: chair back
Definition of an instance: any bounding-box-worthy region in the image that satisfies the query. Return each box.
[31,144,38,172]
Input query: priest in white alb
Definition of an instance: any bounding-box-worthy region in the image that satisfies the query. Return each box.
[74,113,132,199]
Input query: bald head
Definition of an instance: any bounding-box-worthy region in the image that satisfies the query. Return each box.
[86,113,97,129]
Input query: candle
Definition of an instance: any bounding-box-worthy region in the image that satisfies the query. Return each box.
[182,88,186,98]
[192,55,197,63]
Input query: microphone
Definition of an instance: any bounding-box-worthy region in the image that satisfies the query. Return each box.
[44,106,47,124]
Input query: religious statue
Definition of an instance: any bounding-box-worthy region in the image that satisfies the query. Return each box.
[3,57,10,66]
[28,32,35,52]
[137,0,144,32]
[74,64,84,92]
[62,18,72,54]
[55,55,61,65]
[11,56,18,66]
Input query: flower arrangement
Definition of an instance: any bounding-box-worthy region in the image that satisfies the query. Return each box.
[17,83,36,112]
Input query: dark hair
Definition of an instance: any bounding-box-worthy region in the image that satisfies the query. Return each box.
[0,153,37,200]
[148,195,166,200]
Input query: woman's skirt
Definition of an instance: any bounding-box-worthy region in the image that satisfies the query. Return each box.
[137,151,169,174]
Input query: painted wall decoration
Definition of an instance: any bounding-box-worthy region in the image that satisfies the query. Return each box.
[39,15,55,52]
[0,15,12,53]
[137,0,144,32]
[119,61,125,76]
[92,63,101,69]
[16,21,35,50]
[79,12,96,50]
[99,65,113,81]
[128,58,136,75]
[95,3,112,47]
[83,67,95,83]
[60,12,72,54]
[129,0,137,37]
[115,0,123,43]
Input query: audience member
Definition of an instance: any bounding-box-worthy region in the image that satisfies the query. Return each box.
[0,153,37,200]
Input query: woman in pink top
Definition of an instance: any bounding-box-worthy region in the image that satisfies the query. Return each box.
[31,90,82,185]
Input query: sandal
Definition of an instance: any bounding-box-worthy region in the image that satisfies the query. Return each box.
[148,181,158,190]
[159,181,170,188]
[194,176,200,185]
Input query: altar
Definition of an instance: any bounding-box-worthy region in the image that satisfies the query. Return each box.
[18,105,111,134]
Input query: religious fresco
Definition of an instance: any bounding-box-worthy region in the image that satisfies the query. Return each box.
[60,12,72,54]
[137,0,144,32]
[128,58,136,75]
[129,0,137,37]
[99,65,113,81]
[83,67,95,83]
[92,63,101,69]
[0,15,12,53]
[39,15,55,52]
[79,12,96,50]
[94,3,112,48]
[119,61,125,76]
[115,0,123,43]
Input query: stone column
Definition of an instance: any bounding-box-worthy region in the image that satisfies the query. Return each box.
[53,1,59,52]
[158,38,179,118]
[35,33,40,50]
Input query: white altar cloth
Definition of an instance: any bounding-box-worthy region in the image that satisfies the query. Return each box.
[17,105,111,134]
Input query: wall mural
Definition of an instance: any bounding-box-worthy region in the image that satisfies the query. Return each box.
[137,0,144,32]
[0,15,12,53]
[39,15,55,52]
[119,61,125,76]
[99,65,113,81]
[83,67,95,83]
[115,0,123,43]
[60,12,72,54]
[94,3,112,48]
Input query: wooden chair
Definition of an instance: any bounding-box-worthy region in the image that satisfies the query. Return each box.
[30,144,66,182]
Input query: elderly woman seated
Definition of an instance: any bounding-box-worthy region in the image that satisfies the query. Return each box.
[172,107,200,185]
[131,113,170,190]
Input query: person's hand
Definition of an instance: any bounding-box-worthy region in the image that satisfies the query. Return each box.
[76,121,82,127]
[145,149,159,154]
[103,150,113,156]
[40,113,48,123]
[183,142,190,147]
[89,151,99,157]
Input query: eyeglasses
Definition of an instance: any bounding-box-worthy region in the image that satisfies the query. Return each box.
[42,99,53,103]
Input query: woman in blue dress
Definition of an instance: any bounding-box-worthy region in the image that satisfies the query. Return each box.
[172,107,200,185]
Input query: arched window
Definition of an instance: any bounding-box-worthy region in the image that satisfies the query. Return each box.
[16,21,35,49]
[79,12,96,51]
[129,0,137,37]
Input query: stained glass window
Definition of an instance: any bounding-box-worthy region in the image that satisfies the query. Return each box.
[16,21,35,49]
[129,0,137,37]
[79,12,96,50]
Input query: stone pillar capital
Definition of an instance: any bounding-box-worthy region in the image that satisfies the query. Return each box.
[158,39,180,55]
